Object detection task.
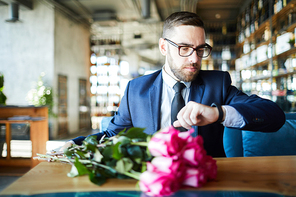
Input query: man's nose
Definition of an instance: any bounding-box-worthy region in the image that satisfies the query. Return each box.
[188,49,200,63]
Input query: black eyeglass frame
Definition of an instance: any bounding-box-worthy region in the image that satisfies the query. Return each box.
[164,38,212,58]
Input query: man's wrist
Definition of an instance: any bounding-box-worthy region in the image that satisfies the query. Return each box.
[221,106,226,122]
[211,103,224,123]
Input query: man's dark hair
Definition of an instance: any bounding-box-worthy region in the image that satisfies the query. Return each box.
[162,12,204,38]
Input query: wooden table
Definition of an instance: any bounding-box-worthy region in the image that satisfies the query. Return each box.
[1,156,296,196]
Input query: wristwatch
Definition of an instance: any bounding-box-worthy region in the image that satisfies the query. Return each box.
[211,103,224,123]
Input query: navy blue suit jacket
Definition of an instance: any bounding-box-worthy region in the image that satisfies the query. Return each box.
[74,70,285,157]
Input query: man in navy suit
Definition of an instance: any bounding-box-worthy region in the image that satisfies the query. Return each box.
[69,12,285,157]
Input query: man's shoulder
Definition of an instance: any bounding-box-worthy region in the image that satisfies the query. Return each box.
[126,69,162,96]
[130,69,162,84]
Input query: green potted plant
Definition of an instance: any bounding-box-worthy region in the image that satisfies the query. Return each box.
[0,73,7,105]
[288,38,295,48]
[26,73,55,118]
[26,73,56,139]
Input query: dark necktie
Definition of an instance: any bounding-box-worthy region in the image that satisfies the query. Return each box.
[171,82,187,131]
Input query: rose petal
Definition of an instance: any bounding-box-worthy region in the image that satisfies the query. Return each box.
[139,171,180,196]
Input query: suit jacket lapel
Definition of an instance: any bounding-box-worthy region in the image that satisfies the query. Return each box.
[149,71,163,132]
[189,75,204,104]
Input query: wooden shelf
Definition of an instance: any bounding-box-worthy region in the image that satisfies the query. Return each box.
[239,47,296,70]
[243,71,296,82]
[237,0,296,46]
[0,106,48,168]
[236,0,296,101]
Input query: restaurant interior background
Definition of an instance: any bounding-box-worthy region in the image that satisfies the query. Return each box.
[1,0,296,143]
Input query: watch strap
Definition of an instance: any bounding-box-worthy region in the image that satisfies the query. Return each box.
[211,103,223,123]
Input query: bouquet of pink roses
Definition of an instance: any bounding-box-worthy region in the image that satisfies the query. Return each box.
[139,126,217,196]
[35,126,217,196]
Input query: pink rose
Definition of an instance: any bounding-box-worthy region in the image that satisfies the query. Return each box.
[194,135,204,146]
[203,155,217,180]
[148,126,187,157]
[182,167,207,188]
[139,171,180,196]
[177,128,194,143]
[147,157,185,179]
[182,142,207,167]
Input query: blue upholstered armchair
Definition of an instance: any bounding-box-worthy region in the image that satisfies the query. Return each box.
[223,113,296,157]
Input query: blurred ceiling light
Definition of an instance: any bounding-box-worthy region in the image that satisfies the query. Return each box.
[90,53,97,64]
[222,46,231,60]
[97,56,108,65]
[90,66,97,74]
[120,61,129,75]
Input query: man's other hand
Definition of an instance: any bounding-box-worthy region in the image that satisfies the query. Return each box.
[58,141,74,152]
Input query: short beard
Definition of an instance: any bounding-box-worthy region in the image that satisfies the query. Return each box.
[170,63,200,82]
[167,48,200,82]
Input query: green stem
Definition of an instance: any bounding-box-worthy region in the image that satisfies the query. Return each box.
[131,142,148,147]
[124,171,141,180]
[36,153,71,163]
[36,154,141,180]
[37,154,117,173]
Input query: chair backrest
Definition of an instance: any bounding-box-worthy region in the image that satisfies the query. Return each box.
[223,127,244,157]
[224,113,296,157]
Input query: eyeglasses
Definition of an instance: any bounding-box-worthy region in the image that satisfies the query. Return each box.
[164,38,212,58]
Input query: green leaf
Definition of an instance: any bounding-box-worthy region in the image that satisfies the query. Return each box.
[126,145,143,160]
[102,146,113,160]
[121,128,147,139]
[97,167,117,178]
[74,150,86,159]
[115,136,131,146]
[133,158,142,165]
[119,145,128,156]
[85,143,97,153]
[64,149,74,158]
[74,158,90,176]
[141,162,147,173]
[116,128,127,136]
[93,149,103,162]
[144,146,152,161]
[115,158,133,174]
[0,74,4,88]
[84,152,91,159]
[112,142,124,160]
[105,159,117,168]
[67,165,79,177]
[89,171,106,186]
[83,135,98,147]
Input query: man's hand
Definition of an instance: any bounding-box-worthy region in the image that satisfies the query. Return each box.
[58,141,74,152]
[173,101,225,129]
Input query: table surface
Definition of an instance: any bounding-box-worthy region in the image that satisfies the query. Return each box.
[1,156,296,196]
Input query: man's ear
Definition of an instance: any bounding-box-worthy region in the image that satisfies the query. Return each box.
[159,38,167,56]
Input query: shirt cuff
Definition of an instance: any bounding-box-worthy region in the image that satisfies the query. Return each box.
[222,105,246,128]
[68,140,75,145]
